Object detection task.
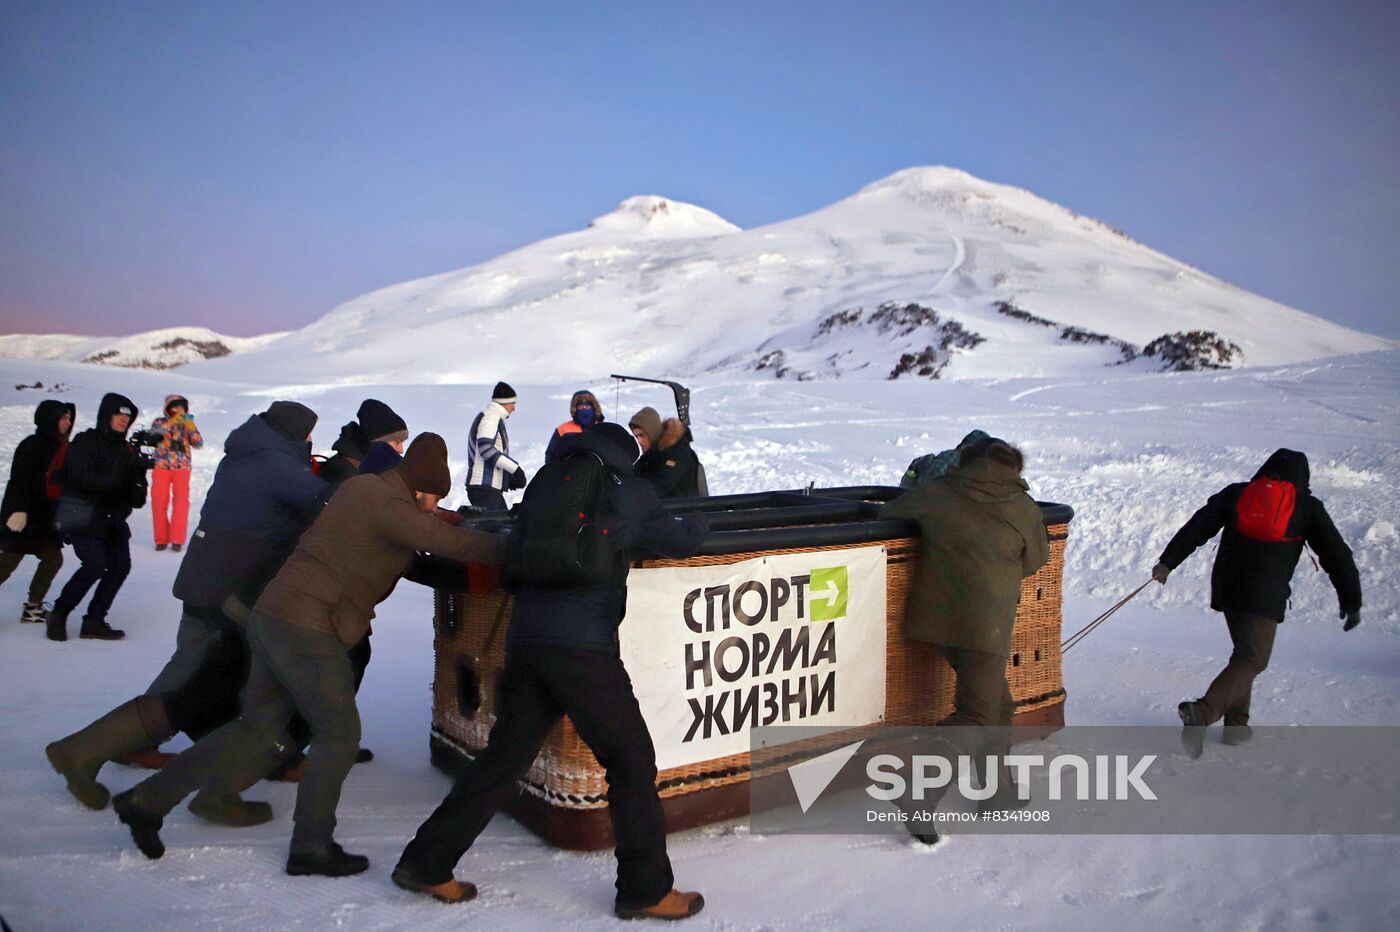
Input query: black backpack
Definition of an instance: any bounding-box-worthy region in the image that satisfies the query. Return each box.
[504,451,620,590]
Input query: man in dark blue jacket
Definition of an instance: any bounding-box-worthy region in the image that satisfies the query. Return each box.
[395,422,710,920]
[46,401,327,818]
[1154,448,1361,756]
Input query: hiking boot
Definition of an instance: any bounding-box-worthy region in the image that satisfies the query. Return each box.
[79,617,125,640]
[116,748,176,769]
[355,747,374,764]
[113,790,165,859]
[286,842,369,877]
[189,791,274,827]
[155,543,167,551]
[1221,724,1254,746]
[1178,701,1208,759]
[46,606,69,641]
[615,890,705,921]
[171,543,182,552]
[391,865,478,903]
[21,601,48,624]
[46,697,171,810]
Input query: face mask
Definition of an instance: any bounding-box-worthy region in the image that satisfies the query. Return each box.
[575,404,596,427]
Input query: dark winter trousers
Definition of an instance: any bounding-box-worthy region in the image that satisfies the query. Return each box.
[0,541,63,603]
[131,612,360,853]
[466,486,507,511]
[398,645,673,908]
[53,523,131,621]
[941,646,1016,788]
[146,606,226,695]
[1199,611,1278,726]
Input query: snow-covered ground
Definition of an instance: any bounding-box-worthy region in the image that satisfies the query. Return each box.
[0,350,1397,930]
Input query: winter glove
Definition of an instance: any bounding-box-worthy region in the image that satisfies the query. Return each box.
[1341,609,1361,632]
[5,512,26,533]
[509,467,528,491]
[1151,562,1171,585]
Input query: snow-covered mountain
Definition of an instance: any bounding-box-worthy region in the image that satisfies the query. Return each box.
[26,167,1393,384]
[0,327,287,371]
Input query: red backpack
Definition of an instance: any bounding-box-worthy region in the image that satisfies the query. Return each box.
[1235,478,1302,542]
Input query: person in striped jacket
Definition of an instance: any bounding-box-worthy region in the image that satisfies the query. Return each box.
[465,382,525,511]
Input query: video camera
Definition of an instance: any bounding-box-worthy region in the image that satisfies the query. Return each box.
[127,428,160,470]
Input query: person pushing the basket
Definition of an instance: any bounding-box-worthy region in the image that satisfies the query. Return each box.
[395,421,710,920]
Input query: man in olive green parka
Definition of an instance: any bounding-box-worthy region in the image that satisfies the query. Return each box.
[880,438,1048,838]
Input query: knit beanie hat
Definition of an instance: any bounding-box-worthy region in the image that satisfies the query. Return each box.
[263,401,318,442]
[398,432,452,496]
[491,382,518,404]
[357,398,409,444]
[628,407,663,446]
[164,394,190,415]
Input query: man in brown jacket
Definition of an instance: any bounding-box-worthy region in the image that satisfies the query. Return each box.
[113,433,503,877]
[879,438,1049,841]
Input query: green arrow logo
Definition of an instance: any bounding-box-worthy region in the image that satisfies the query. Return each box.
[808,566,848,621]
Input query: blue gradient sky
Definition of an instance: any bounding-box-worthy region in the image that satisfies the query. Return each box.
[2,1,1397,338]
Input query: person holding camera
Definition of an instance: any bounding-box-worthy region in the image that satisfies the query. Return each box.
[147,394,203,553]
[47,393,152,641]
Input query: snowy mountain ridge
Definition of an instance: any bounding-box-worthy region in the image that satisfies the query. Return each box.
[0,327,288,371]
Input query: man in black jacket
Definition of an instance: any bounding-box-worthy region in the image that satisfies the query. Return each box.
[395,422,710,920]
[47,393,150,641]
[1,399,75,623]
[1154,448,1361,756]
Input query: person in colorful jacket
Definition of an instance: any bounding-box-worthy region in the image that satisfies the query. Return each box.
[149,395,203,552]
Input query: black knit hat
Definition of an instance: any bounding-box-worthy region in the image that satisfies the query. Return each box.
[356,398,408,444]
[398,432,452,496]
[263,401,318,442]
[491,382,518,404]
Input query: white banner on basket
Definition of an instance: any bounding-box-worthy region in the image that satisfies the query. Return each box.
[620,545,887,771]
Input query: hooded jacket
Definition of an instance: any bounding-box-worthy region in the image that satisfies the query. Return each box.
[61,393,146,527]
[508,423,710,651]
[544,390,605,464]
[900,429,992,489]
[255,469,504,646]
[1,399,75,554]
[880,458,1050,656]
[171,411,327,609]
[635,417,702,499]
[1158,449,1361,621]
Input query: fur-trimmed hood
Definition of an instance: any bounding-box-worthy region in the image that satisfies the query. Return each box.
[658,417,692,451]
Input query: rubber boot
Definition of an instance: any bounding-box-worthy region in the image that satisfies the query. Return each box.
[188,791,274,827]
[46,606,69,642]
[615,890,706,920]
[46,695,175,810]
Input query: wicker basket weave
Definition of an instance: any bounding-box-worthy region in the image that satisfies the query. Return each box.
[431,523,1069,811]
